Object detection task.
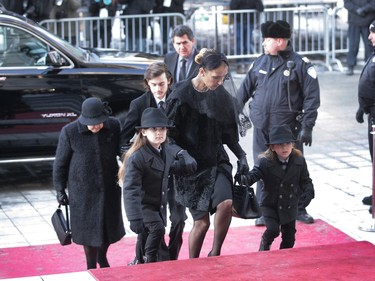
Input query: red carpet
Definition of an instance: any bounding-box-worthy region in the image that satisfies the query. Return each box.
[90,241,375,281]
[0,219,356,279]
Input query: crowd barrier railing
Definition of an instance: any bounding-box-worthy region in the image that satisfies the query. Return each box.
[40,6,349,72]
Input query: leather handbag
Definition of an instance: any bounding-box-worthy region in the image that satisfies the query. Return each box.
[51,204,72,246]
[232,176,261,219]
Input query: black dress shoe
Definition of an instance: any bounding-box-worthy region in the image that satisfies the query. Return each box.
[296,212,314,224]
[362,195,372,206]
[369,206,373,214]
[345,67,354,76]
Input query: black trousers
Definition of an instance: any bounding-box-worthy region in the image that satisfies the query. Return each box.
[135,178,187,262]
[262,216,296,250]
[136,221,165,263]
[158,177,187,260]
[347,24,372,68]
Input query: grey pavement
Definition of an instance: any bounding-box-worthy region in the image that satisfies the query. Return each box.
[1,64,375,279]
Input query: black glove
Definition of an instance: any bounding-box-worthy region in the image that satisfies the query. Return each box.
[129,219,145,234]
[56,190,69,205]
[356,108,364,123]
[299,128,313,146]
[356,7,366,16]
[174,150,197,175]
[236,156,249,175]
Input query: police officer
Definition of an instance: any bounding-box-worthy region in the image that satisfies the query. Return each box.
[236,20,320,225]
[355,20,375,210]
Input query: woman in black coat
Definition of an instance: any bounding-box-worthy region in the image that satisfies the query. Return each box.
[166,48,249,258]
[53,97,125,269]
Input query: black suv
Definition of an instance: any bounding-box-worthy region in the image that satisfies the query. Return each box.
[0,8,159,160]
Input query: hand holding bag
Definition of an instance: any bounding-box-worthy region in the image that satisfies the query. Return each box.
[232,175,261,219]
[51,204,72,246]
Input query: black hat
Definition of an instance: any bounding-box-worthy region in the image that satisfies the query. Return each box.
[261,20,291,39]
[78,97,111,126]
[266,124,296,145]
[370,20,375,33]
[135,108,174,130]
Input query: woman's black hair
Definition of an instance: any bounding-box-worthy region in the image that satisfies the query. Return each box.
[195,48,229,71]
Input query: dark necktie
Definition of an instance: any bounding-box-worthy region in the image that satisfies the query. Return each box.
[179,59,186,82]
[280,161,288,170]
[158,101,166,111]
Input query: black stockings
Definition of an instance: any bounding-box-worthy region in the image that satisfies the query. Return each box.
[83,244,110,269]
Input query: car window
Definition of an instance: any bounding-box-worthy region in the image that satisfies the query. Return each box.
[0,25,49,67]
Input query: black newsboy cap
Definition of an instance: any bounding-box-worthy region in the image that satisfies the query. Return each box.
[261,20,291,39]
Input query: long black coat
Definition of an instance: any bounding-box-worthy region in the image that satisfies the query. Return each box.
[53,117,125,247]
[123,142,177,226]
[247,152,314,224]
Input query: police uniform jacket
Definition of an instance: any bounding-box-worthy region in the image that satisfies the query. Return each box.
[358,53,375,112]
[236,44,320,131]
[247,152,313,224]
[53,117,125,247]
[123,141,176,226]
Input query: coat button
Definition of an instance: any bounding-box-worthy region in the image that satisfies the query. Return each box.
[279,195,283,199]
[279,206,283,210]
[161,205,164,209]
[289,194,293,198]
[280,183,283,187]
[162,191,165,195]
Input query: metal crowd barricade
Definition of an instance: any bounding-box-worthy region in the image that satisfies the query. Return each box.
[189,6,332,70]
[39,5,349,71]
[40,13,186,54]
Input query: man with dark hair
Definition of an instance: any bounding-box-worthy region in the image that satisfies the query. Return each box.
[236,20,320,225]
[164,24,199,84]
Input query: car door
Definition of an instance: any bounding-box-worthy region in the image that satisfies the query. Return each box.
[0,24,82,157]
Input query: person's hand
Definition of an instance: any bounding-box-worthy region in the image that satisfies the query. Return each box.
[56,190,69,205]
[236,156,249,175]
[299,128,313,146]
[129,219,145,234]
[356,108,364,123]
[356,7,366,16]
[174,150,197,175]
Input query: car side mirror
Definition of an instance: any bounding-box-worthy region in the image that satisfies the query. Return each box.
[46,51,67,67]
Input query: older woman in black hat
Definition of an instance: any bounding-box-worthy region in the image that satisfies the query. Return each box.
[53,97,125,270]
[118,108,196,263]
[242,124,314,251]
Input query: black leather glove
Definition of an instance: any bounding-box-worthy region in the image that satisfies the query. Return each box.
[56,190,69,205]
[299,128,313,146]
[356,7,366,16]
[129,219,145,234]
[174,150,197,175]
[237,156,249,175]
[356,108,364,123]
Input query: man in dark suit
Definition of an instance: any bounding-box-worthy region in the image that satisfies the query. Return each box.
[120,62,172,152]
[120,62,188,263]
[164,25,199,84]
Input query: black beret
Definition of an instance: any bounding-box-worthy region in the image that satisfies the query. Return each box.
[370,20,375,33]
[261,20,291,39]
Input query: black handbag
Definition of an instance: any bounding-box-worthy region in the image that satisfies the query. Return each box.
[232,177,261,219]
[51,204,72,246]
